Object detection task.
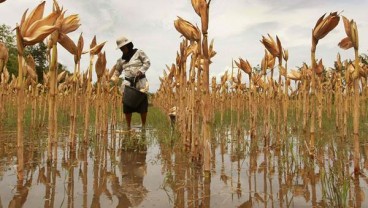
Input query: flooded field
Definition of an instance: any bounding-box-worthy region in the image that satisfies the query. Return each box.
[0,107,367,208]
[1,0,368,207]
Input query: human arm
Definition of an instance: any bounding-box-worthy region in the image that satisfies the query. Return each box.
[111,59,125,81]
[137,50,150,75]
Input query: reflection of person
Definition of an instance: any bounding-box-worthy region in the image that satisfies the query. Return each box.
[113,36,150,129]
[117,142,147,207]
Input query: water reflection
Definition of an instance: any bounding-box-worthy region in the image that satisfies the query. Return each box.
[117,134,147,207]
[0,123,368,207]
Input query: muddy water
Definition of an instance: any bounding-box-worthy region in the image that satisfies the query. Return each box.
[0,124,368,207]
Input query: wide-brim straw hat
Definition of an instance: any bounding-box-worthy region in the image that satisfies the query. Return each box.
[116,36,131,49]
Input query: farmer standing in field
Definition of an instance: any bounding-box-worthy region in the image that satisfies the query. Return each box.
[112,36,150,130]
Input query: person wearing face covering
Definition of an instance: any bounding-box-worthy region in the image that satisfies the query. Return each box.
[112,36,150,130]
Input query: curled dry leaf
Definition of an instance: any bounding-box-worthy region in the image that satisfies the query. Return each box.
[24,12,59,39]
[95,52,106,79]
[90,35,97,49]
[279,65,287,77]
[84,41,106,55]
[20,1,46,37]
[338,37,353,50]
[283,49,288,62]
[314,59,324,75]
[58,33,77,55]
[0,42,9,73]
[23,25,58,46]
[57,71,67,83]
[235,58,252,75]
[287,70,302,81]
[72,34,83,65]
[60,14,80,34]
[312,12,340,40]
[342,16,352,38]
[260,34,281,58]
[174,17,201,42]
[25,55,37,81]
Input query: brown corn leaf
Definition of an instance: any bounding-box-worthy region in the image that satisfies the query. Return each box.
[267,55,276,69]
[25,54,35,69]
[57,71,67,83]
[109,65,116,79]
[199,2,209,33]
[52,0,61,13]
[23,25,57,46]
[53,10,65,29]
[95,52,106,79]
[43,71,49,85]
[26,64,38,81]
[351,21,359,49]
[279,65,287,77]
[60,14,80,34]
[235,58,252,75]
[359,65,366,78]
[176,51,180,66]
[276,35,282,59]
[209,39,216,58]
[15,25,25,54]
[174,16,201,42]
[58,33,77,55]
[314,59,324,75]
[90,35,97,49]
[25,55,37,80]
[338,37,353,50]
[342,16,351,38]
[260,56,267,74]
[312,12,340,40]
[20,1,46,37]
[74,33,84,63]
[0,42,9,71]
[25,12,59,38]
[19,7,29,31]
[260,34,280,58]
[1,66,10,83]
[283,49,288,62]
[287,69,302,81]
[336,53,342,70]
[313,13,326,31]
[90,41,106,55]
[185,42,198,57]
[191,0,204,16]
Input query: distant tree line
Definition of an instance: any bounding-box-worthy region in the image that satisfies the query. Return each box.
[0,24,69,83]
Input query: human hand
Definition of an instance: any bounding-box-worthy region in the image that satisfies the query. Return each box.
[137,70,144,78]
[111,75,119,83]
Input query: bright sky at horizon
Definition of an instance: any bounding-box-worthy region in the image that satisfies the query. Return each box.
[1,0,367,92]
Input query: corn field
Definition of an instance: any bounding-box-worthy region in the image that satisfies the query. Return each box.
[0,0,368,207]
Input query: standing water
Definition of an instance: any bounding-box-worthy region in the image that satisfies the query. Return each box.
[0,108,368,207]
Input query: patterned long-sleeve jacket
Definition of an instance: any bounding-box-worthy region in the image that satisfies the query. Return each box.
[114,49,150,93]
